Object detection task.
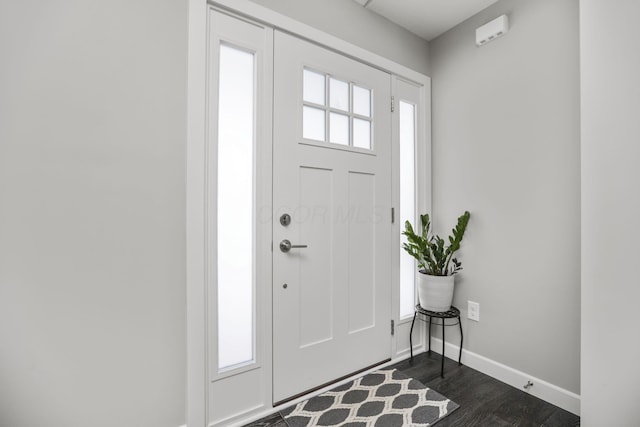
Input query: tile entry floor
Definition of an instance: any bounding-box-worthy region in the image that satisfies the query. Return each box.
[245,351,580,426]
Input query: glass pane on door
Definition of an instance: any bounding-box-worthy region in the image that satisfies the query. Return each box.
[353,118,371,149]
[330,112,349,145]
[303,69,325,105]
[329,78,349,111]
[353,85,371,118]
[303,106,326,141]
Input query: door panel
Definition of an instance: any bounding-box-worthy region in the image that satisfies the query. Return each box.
[347,171,376,333]
[298,166,334,347]
[273,31,392,403]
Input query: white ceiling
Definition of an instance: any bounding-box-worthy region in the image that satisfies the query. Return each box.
[352,0,499,41]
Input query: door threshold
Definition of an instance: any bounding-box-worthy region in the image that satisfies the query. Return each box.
[273,358,391,408]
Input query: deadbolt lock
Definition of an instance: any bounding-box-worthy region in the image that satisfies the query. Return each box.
[279,213,291,226]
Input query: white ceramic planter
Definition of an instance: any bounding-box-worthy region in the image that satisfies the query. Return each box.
[417,272,455,312]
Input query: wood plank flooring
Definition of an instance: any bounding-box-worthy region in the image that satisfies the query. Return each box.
[245,351,580,426]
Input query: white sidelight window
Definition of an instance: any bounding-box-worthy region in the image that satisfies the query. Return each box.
[399,100,417,318]
[216,43,256,371]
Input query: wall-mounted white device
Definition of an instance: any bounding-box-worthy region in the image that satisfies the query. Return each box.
[476,14,509,46]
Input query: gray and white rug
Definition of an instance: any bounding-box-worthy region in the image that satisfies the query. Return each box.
[280,368,458,426]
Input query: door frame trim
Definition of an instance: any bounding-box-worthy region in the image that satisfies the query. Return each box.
[187,1,431,425]
[186,1,208,426]
[211,0,430,84]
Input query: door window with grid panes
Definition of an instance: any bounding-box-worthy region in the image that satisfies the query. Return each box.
[302,69,373,150]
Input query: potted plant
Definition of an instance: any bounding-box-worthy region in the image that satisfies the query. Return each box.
[402,211,471,312]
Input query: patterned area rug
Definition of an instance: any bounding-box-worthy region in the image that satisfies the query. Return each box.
[280,368,458,426]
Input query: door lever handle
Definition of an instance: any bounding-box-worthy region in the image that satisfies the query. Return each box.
[279,239,308,253]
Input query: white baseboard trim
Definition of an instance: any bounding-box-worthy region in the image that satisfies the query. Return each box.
[428,337,580,416]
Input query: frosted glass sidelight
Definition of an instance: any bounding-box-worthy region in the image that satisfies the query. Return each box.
[353,118,371,149]
[303,69,325,105]
[303,106,326,141]
[217,44,255,370]
[399,101,416,318]
[329,78,349,111]
[353,85,371,118]
[330,112,349,145]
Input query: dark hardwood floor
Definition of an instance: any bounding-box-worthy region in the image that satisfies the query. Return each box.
[245,351,580,426]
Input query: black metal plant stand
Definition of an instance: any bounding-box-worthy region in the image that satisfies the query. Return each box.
[410,305,463,378]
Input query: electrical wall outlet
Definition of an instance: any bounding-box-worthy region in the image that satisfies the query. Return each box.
[468,301,480,322]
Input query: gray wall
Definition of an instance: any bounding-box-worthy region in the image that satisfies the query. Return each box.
[0,1,187,426]
[0,1,431,426]
[581,0,640,424]
[429,0,581,393]
[248,0,431,75]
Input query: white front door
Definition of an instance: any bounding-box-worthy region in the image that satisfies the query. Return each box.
[273,31,393,403]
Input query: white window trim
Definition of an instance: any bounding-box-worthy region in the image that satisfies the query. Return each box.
[392,76,431,328]
[186,1,208,426]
